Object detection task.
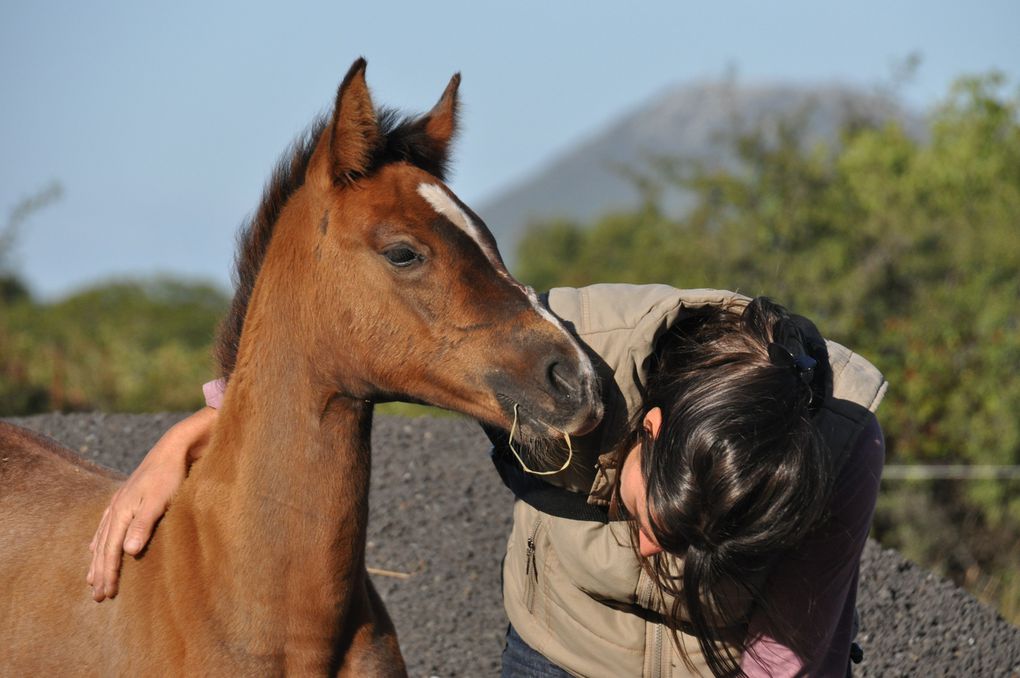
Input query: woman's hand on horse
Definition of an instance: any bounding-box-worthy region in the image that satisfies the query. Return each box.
[86,406,218,601]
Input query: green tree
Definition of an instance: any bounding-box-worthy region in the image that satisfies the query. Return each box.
[0,182,232,415]
[1,278,227,414]
[0,182,62,303]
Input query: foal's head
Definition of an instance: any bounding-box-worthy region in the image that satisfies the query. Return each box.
[221,59,601,439]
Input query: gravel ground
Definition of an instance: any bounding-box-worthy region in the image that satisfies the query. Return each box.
[7,412,1020,677]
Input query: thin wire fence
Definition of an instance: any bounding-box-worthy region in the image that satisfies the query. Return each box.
[882,465,1020,480]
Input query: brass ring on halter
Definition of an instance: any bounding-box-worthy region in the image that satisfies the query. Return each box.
[507,403,573,476]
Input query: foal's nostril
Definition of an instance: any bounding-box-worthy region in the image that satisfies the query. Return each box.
[547,360,576,400]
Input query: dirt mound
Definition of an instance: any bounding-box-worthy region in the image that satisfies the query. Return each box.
[7,413,1020,676]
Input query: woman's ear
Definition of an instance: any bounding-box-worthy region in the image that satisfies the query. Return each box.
[643,407,663,439]
[638,528,664,558]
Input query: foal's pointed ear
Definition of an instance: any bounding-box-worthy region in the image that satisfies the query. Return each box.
[420,73,461,169]
[328,58,380,182]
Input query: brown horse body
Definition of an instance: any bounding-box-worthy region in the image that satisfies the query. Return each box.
[0,60,601,675]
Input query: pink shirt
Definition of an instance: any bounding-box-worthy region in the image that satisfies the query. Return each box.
[203,378,226,409]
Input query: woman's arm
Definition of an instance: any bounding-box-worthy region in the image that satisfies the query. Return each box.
[742,416,885,677]
[86,403,219,602]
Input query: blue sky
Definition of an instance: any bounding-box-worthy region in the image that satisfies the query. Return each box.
[2,1,1017,298]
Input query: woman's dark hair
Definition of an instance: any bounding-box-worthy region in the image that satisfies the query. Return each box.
[614,297,832,676]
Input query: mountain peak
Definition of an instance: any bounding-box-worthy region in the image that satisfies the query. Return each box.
[480,80,915,263]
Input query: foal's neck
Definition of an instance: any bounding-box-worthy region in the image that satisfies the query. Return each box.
[169,337,374,657]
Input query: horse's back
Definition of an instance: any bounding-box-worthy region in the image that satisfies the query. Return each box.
[0,419,123,483]
[0,421,123,672]
[0,418,121,565]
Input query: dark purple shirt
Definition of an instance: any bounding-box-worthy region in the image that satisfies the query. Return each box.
[742,416,885,677]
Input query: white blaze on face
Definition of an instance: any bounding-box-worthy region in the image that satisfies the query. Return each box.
[416,182,597,391]
[416,183,507,276]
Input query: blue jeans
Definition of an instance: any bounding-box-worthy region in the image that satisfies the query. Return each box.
[501,624,572,677]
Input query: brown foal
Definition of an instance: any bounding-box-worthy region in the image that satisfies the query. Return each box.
[0,59,601,676]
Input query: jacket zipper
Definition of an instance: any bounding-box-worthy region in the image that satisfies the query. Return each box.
[638,573,666,677]
[524,515,544,613]
[652,622,664,678]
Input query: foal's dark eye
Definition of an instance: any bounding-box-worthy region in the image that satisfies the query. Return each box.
[383,246,421,267]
